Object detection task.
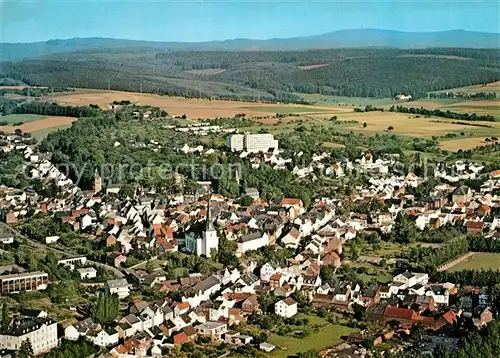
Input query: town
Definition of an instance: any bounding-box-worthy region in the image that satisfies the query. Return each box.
[0,103,498,358]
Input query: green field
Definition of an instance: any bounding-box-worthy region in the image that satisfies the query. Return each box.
[0,114,47,125]
[30,124,74,139]
[299,93,400,107]
[244,105,335,114]
[448,253,500,272]
[266,315,356,357]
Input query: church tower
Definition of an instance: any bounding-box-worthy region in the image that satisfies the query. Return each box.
[94,170,102,194]
[196,196,219,258]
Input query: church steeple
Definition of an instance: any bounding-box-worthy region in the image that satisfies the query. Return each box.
[206,195,215,231]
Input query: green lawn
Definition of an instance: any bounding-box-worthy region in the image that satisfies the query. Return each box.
[30,124,73,139]
[266,315,357,357]
[0,114,47,125]
[448,252,500,272]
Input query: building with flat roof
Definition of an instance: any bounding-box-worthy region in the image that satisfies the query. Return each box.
[227,133,278,153]
[0,271,49,294]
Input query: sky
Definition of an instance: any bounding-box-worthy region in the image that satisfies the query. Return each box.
[2,0,499,43]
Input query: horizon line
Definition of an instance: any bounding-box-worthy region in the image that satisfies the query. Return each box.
[3,28,500,45]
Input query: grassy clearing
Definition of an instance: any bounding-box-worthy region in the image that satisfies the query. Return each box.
[448,252,500,272]
[431,81,500,94]
[322,142,346,149]
[0,114,47,125]
[300,93,399,107]
[267,315,356,357]
[30,123,73,138]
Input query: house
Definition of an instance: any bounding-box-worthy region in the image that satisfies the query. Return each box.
[0,233,14,245]
[237,232,269,254]
[465,221,485,235]
[45,236,60,244]
[259,342,276,352]
[244,188,260,200]
[473,308,494,328]
[94,328,119,347]
[224,331,253,346]
[242,296,260,314]
[281,227,302,249]
[260,262,279,283]
[452,186,472,204]
[64,318,101,341]
[173,331,189,345]
[275,297,298,318]
[77,267,97,280]
[0,314,58,355]
[392,272,428,289]
[105,279,130,299]
[195,321,227,341]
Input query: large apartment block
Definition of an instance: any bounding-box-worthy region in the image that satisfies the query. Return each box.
[0,315,58,355]
[227,133,278,153]
[0,271,49,294]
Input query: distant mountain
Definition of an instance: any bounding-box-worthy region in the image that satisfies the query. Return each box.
[1,29,499,61]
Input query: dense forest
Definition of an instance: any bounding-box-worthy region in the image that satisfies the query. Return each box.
[1,48,498,101]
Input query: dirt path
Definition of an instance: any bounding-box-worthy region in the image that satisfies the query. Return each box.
[438,252,475,272]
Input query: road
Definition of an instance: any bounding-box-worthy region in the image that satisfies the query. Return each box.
[0,221,124,278]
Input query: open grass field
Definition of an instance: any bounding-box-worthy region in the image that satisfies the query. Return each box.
[447,252,500,272]
[0,114,48,125]
[300,93,399,107]
[267,315,356,358]
[43,89,347,119]
[432,81,500,94]
[439,137,498,151]
[319,111,497,137]
[0,115,77,134]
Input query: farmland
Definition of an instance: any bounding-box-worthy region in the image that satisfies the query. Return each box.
[0,114,77,134]
[447,253,500,272]
[439,137,498,151]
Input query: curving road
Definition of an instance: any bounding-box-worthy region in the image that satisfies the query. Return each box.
[0,221,124,278]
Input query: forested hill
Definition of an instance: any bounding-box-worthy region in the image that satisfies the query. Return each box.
[1,48,499,100]
[2,29,500,61]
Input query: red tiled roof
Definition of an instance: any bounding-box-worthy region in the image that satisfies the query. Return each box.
[173,332,188,345]
[442,311,456,324]
[283,297,296,306]
[384,306,415,320]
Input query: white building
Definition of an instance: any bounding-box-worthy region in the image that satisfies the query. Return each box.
[0,314,58,355]
[195,321,228,341]
[105,279,130,299]
[196,199,219,258]
[237,232,269,255]
[45,236,60,244]
[392,272,429,289]
[275,298,298,318]
[227,133,278,153]
[77,267,97,280]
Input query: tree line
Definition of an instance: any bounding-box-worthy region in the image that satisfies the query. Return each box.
[389,105,496,122]
[0,99,100,117]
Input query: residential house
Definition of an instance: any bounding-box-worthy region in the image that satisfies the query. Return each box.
[275,298,298,318]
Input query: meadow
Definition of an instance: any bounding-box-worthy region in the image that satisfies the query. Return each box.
[266,315,357,358]
[448,253,500,272]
